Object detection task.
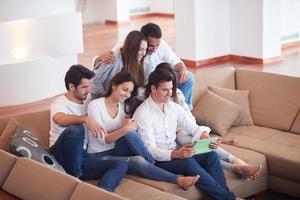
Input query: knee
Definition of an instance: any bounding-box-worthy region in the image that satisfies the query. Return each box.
[184,71,194,85]
[130,156,147,165]
[66,124,85,139]
[112,160,128,172]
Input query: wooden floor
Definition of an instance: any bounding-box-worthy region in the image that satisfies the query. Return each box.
[1,15,300,118]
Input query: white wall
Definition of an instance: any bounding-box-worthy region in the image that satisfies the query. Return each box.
[230,0,263,58]
[0,0,82,107]
[175,0,230,60]
[150,0,174,14]
[281,0,300,42]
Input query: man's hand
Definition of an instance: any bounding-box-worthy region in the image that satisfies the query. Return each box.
[94,50,115,66]
[178,70,188,84]
[85,116,107,138]
[171,145,195,159]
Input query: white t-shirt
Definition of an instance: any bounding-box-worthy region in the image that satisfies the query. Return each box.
[87,97,127,153]
[49,95,88,149]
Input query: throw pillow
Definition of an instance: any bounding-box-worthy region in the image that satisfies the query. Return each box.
[0,118,20,151]
[192,90,242,136]
[208,86,254,126]
[10,126,65,173]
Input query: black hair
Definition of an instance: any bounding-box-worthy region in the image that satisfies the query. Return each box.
[155,62,178,102]
[140,23,162,39]
[65,64,95,90]
[105,71,141,116]
[144,66,175,98]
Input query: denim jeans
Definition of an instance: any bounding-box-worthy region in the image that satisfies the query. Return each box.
[177,71,194,110]
[49,124,128,192]
[114,131,155,164]
[156,151,236,200]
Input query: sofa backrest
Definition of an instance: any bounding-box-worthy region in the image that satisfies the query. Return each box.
[236,69,300,131]
[9,110,50,147]
[192,67,236,105]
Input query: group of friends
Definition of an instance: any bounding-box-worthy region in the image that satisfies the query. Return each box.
[49,23,261,200]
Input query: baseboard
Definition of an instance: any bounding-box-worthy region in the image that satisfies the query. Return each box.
[281,40,300,49]
[105,20,130,25]
[130,12,174,19]
[182,55,283,68]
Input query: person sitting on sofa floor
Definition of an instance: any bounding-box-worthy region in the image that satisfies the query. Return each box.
[87,71,199,191]
[49,64,129,191]
[154,63,262,180]
[94,22,194,110]
[133,68,244,200]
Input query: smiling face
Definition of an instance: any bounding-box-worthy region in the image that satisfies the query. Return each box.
[111,81,135,102]
[146,36,160,55]
[138,40,147,61]
[151,81,173,103]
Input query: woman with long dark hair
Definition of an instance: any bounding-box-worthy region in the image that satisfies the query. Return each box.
[87,71,199,192]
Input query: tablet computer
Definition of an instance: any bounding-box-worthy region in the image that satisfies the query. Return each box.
[193,137,218,155]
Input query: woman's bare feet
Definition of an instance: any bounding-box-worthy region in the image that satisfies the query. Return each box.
[176,175,200,190]
[220,138,237,145]
[232,164,262,180]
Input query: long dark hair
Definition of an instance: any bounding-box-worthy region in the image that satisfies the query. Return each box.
[105,72,141,116]
[144,64,176,98]
[121,30,147,87]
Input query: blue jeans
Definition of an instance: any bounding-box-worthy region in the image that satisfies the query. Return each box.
[177,71,194,110]
[156,151,236,200]
[114,131,155,164]
[49,124,128,192]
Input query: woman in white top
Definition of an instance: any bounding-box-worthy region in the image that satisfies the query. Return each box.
[87,72,199,191]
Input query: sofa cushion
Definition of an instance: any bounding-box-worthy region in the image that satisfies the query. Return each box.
[225,126,300,183]
[236,69,300,131]
[193,90,242,136]
[193,67,236,105]
[10,126,64,172]
[208,86,254,126]
[291,112,300,135]
[14,110,50,147]
[70,182,126,200]
[0,118,20,151]
[3,157,78,200]
[0,150,17,186]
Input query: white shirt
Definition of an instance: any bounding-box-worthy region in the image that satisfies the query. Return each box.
[112,39,182,83]
[143,40,182,83]
[87,98,127,153]
[133,96,210,161]
[49,95,88,149]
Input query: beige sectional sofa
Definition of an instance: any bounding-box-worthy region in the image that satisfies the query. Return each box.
[0,67,299,199]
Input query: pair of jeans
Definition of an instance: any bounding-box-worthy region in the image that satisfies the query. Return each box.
[49,124,128,192]
[156,151,236,200]
[177,71,194,110]
[91,131,177,184]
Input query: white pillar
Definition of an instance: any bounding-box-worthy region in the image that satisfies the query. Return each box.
[174,0,281,64]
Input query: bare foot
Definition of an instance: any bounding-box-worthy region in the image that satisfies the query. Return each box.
[176,175,200,190]
[232,164,262,180]
[220,138,237,145]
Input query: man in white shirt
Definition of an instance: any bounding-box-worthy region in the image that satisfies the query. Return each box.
[49,65,128,191]
[95,23,194,110]
[133,67,241,200]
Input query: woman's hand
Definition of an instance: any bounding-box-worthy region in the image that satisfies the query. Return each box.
[122,118,137,133]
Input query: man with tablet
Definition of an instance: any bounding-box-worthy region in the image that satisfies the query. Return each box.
[134,66,243,200]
